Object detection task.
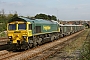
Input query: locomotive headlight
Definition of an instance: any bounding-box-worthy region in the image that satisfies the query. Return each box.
[8,36,12,39]
[22,36,27,39]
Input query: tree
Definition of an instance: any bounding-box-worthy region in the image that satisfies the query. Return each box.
[13,11,18,18]
[35,13,57,21]
[13,14,18,18]
[0,9,17,32]
[51,15,57,21]
[35,13,47,19]
[47,15,51,20]
[7,14,14,18]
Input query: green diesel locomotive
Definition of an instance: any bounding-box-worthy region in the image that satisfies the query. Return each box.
[7,17,60,50]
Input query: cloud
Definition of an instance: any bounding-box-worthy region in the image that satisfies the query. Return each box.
[0,0,90,20]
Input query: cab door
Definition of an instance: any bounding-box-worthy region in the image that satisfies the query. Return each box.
[28,24,32,36]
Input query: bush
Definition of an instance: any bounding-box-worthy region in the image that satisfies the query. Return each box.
[79,32,90,60]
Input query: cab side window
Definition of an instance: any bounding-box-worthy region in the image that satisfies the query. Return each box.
[29,24,32,30]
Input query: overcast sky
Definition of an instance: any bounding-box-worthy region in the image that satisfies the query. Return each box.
[0,0,90,20]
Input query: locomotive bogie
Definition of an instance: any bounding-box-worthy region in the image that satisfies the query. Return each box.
[7,17,84,50]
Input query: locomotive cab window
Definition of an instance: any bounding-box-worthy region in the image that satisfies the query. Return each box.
[18,23,26,30]
[8,24,16,30]
[28,24,32,30]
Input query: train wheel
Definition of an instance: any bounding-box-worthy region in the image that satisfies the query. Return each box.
[33,42,37,47]
[33,36,38,47]
[51,35,54,41]
[28,39,33,48]
[24,45,30,50]
[38,38,42,45]
[24,47,28,50]
[29,43,33,48]
[61,34,64,37]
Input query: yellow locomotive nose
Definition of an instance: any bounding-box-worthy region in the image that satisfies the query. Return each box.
[13,34,22,43]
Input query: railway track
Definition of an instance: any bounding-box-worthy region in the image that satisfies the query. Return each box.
[0,30,84,60]
[0,50,9,56]
[0,38,9,45]
[28,30,86,60]
[46,29,89,60]
[0,38,9,51]
[0,50,20,60]
[28,40,72,60]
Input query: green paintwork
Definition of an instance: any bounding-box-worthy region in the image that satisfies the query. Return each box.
[8,17,59,35]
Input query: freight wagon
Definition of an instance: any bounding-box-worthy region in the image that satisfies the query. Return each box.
[7,17,84,50]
